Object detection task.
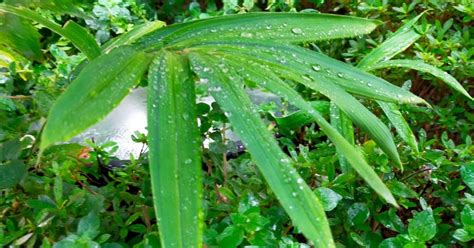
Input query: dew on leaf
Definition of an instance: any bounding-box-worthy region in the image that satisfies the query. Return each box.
[291,27,303,34]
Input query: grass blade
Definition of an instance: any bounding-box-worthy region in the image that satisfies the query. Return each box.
[370,59,473,100]
[330,103,355,173]
[357,13,424,70]
[41,47,150,150]
[378,101,419,153]
[189,53,335,247]
[195,45,403,167]
[356,14,426,155]
[63,21,102,59]
[138,12,380,49]
[190,41,424,104]
[0,12,42,61]
[217,54,398,207]
[102,21,165,53]
[148,52,203,248]
[0,5,100,60]
[275,101,330,133]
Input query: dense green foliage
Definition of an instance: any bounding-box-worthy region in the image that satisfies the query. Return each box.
[0,0,473,247]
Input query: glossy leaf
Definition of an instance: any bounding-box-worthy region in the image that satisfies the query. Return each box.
[370,59,473,100]
[0,5,100,60]
[194,43,402,167]
[408,210,437,242]
[314,187,343,211]
[330,103,355,172]
[357,15,425,154]
[41,47,149,150]
[63,21,101,59]
[138,12,381,49]
[4,0,90,19]
[461,164,474,191]
[190,41,424,104]
[148,52,203,248]
[0,12,42,61]
[357,12,424,70]
[189,53,335,247]
[216,53,398,207]
[379,101,419,153]
[102,21,166,54]
[275,101,330,132]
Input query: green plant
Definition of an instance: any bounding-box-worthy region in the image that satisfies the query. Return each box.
[1,2,472,248]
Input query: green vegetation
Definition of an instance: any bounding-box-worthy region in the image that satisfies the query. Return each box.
[0,1,473,247]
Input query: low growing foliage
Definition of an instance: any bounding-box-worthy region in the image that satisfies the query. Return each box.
[0,1,473,247]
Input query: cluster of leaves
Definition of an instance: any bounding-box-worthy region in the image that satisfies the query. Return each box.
[0,0,473,247]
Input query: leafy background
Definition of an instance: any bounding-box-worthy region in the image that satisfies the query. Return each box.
[0,0,473,247]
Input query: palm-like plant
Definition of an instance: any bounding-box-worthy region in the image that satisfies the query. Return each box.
[1,3,471,247]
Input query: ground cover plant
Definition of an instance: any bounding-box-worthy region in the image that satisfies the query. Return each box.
[0,0,473,247]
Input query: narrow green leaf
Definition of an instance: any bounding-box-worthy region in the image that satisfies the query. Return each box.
[370,59,473,100]
[4,0,90,19]
[41,47,149,150]
[356,15,425,155]
[200,46,402,167]
[0,12,42,61]
[190,41,424,104]
[0,46,29,67]
[378,101,419,153]
[148,52,203,248]
[63,21,101,59]
[189,53,335,247]
[138,12,381,49]
[357,13,422,70]
[330,103,355,172]
[217,54,398,207]
[102,21,166,53]
[275,101,330,132]
[0,5,100,60]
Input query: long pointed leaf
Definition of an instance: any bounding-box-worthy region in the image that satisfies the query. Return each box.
[330,103,355,173]
[196,46,402,167]
[357,14,426,154]
[138,12,381,49]
[0,5,100,60]
[370,59,473,100]
[190,41,424,105]
[0,12,42,61]
[41,47,149,150]
[189,53,335,247]
[275,101,330,133]
[148,52,203,248]
[102,21,165,53]
[357,12,424,70]
[378,101,419,153]
[217,54,398,207]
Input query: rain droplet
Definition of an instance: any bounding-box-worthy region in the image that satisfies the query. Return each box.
[291,27,303,34]
[240,32,253,38]
[337,73,344,78]
[311,64,321,72]
[184,159,192,164]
